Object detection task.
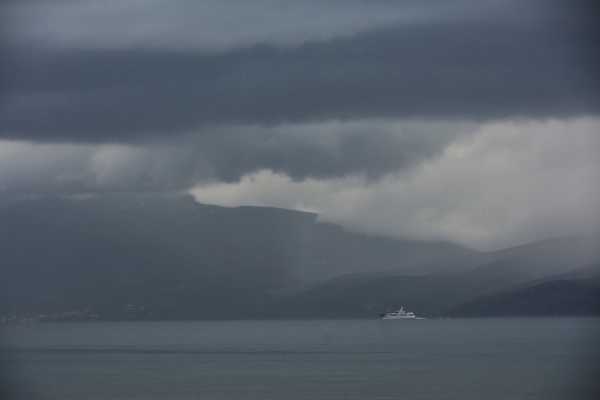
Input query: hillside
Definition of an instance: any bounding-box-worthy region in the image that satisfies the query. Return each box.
[447,279,600,317]
[0,193,474,319]
[1,194,597,320]
[269,243,600,319]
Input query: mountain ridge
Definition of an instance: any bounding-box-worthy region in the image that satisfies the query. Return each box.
[1,193,598,320]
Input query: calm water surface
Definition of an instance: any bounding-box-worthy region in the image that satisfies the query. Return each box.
[1,318,599,400]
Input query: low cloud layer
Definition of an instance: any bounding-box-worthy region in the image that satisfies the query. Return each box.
[191,119,600,249]
[0,120,471,192]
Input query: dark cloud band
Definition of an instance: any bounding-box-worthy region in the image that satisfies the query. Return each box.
[0,1,598,142]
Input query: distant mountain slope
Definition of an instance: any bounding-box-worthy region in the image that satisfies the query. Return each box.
[556,263,600,284]
[1,194,597,319]
[0,193,474,318]
[291,221,478,281]
[440,236,600,301]
[267,272,467,318]
[272,244,600,319]
[447,279,600,317]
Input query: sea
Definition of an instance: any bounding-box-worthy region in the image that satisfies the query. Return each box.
[1,318,599,400]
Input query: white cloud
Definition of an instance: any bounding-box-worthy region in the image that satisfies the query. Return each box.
[2,117,598,249]
[191,118,600,250]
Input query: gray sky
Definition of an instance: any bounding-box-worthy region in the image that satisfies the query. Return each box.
[0,0,598,249]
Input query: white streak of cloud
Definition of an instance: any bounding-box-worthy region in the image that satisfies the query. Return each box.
[191,118,600,249]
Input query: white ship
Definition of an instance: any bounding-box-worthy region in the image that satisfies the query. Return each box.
[380,306,423,320]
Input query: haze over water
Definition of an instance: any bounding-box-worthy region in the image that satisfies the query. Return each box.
[2,318,599,400]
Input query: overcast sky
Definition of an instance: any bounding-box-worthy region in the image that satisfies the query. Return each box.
[0,0,598,249]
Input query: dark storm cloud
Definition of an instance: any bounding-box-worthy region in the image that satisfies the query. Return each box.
[187,122,472,182]
[0,0,598,142]
[0,121,471,194]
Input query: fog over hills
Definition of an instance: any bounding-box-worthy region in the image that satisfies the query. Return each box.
[0,0,599,323]
[1,194,598,320]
